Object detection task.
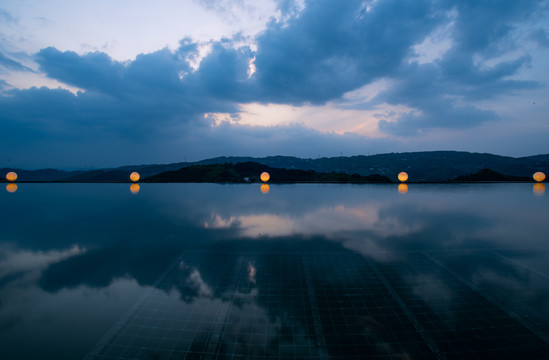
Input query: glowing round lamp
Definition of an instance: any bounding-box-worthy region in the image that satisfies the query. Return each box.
[398,172,408,183]
[130,172,140,182]
[398,183,408,194]
[130,183,140,194]
[6,172,17,182]
[533,183,545,196]
[533,172,545,182]
[260,184,270,194]
[6,183,17,193]
[260,172,270,182]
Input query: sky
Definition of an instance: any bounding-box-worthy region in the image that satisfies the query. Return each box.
[1,0,548,169]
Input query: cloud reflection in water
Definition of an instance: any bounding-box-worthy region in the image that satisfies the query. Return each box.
[0,183,548,359]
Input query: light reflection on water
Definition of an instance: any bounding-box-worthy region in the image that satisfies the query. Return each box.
[0,183,548,359]
[130,183,140,194]
[534,182,545,195]
[5,183,17,193]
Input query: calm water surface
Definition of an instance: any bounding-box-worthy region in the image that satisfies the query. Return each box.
[0,183,548,359]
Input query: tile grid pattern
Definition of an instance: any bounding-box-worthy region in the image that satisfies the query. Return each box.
[83,254,185,360]
[422,251,549,344]
[366,256,444,360]
[85,251,549,360]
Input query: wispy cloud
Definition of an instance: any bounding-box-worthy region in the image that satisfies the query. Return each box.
[0,52,35,73]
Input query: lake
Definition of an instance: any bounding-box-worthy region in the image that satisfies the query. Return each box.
[1,183,548,359]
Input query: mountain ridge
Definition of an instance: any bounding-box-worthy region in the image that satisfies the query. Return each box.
[142,162,393,183]
[2,151,548,182]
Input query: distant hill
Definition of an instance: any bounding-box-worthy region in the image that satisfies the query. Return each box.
[2,151,548,183]
[61,169,130,182]
[143,162,392,183]
[0,168,82,182]
[196,152,548,182]
[451,168,530,182]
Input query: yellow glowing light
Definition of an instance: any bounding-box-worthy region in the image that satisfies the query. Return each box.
[398,172,408,183]
[130,172,140,182]
[130,183,140,194]
[260,172,270,182]
[533,183,545,196]
[6,183,17,193]
[533,172,546,182]
[6,172,17,182]
[260,184,270,194]
[398,184,408,194]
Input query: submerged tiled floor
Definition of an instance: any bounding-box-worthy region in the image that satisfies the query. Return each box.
[85,250,549,359]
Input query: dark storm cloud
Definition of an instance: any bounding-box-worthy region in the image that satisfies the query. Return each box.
[12,42,245,141]
[36,48,126,92]
[373,0,543,135]
[0,0,547,167]
[192,42,253,101]
[446,0,541,54]
[252,0,442,104]
[376,56,536,135]
[0,87,80,147]
[378,102,498,136]
[436,52,536,100]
